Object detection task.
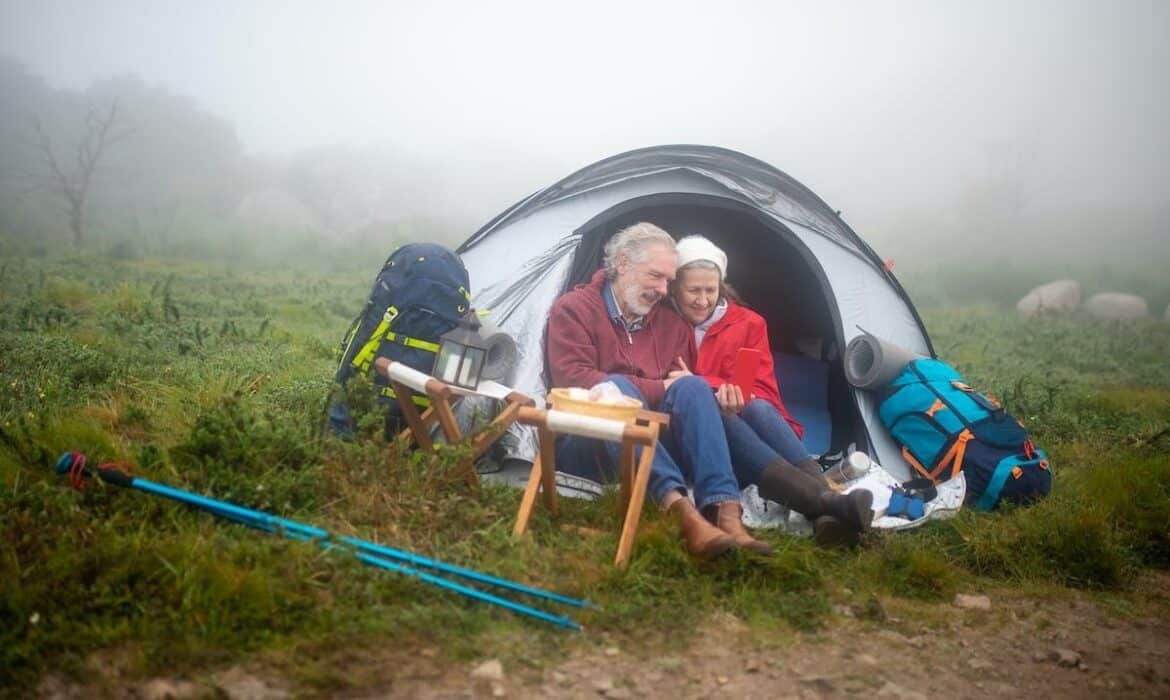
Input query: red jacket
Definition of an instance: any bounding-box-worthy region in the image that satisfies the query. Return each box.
[546,270,696,408]
[694,301,804,438]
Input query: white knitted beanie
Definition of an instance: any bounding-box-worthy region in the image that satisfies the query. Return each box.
[675,235,728,281]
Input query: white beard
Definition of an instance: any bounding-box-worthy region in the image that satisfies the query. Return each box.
[621,281,658,317]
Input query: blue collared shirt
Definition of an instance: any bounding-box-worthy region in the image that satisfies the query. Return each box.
[604,283,644,340]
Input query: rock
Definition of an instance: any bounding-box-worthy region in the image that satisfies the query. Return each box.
[832,604,855,618]
[861,594,889,622]
[843,678,869,694]
[876,680,929,700]
[470,659,505,682]
[716,675,730,685]
[551,671,570,686]
[859,654,880,667]
[604,689,633,700]
[798,676,836,694]
[35,674,83,700]
[904,635,927,649]
[968,658,995,671]
[1049,648,1082,668]
[604,646,621,657]
[1084,292,1150,320]
[139,679,203,700]
[954,594,992,611]
[490,681,507,697]
[1017,279,1081,316]
[593,677,615,693]
[213,668,288,700]
[876,630,911,645]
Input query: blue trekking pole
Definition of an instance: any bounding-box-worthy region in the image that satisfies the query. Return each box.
[57,452,585,630]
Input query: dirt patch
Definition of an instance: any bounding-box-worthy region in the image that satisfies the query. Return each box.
[42,576,1170,699]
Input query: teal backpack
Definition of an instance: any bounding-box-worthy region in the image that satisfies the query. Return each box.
[878,359,1052,510]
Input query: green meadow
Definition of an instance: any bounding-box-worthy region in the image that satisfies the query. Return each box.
[2,243,1168,694]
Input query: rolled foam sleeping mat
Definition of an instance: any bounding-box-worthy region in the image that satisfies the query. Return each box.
[477,318,519,384]
[844,332,924,391]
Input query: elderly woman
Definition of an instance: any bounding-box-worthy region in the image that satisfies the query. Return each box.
[668,235,873,546]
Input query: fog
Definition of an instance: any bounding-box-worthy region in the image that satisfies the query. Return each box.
[1,0,1167,260]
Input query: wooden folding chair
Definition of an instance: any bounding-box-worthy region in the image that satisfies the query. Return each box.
[512,405,669,567]
[373,358,533,487]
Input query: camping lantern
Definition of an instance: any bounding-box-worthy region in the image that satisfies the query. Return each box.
[433,325,489,390]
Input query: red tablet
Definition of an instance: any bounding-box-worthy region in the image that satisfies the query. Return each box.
[731,348,761,401]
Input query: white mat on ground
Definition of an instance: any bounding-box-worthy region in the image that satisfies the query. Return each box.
[740,461,965,533]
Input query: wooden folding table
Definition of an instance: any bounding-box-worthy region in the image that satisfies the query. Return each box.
[373,357,533,487]
[511,405,668,567]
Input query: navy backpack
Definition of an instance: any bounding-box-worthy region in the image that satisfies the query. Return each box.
[330,243,471,436]
[878,358,1052,510]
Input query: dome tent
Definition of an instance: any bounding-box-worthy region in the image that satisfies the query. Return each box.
[458,145,933,482]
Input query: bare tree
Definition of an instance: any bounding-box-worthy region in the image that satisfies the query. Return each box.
[29,99,134,246]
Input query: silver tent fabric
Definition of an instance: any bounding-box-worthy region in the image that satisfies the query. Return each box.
[458,145,932,481]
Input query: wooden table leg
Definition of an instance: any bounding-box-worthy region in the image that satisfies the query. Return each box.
[619,440,635,511]
[393,380,434,452]
[394,406,432,447]
[429,387,462,443]
[614,424,659,567]
[513,453,544,536]
[537,426,559,516]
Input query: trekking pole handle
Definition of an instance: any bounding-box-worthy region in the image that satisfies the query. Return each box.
[55,452,135,488]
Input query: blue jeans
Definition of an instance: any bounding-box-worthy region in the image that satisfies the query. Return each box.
[555,375,742,508]
[723,399,810,488]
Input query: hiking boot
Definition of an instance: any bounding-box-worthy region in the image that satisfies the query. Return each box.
[812,515,861,548]
[670,498,735,559]
[794,457,829,483]
[706,500,773,555]
[818,488,874,535]
[756,458,873,545]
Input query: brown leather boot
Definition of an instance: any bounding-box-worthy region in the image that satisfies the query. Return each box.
[708,500,773,555]
[670,498,735,559]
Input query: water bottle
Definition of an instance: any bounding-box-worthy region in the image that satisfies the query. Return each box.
[824,451,872,485]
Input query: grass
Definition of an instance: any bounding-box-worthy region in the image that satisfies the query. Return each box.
[1,243,1168,694]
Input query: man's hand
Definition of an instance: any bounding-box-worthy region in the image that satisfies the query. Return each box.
[664,356,692,391]
[715,382,745,414]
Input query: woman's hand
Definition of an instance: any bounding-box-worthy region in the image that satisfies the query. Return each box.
[664,357,693,390]
[715,382,745,414]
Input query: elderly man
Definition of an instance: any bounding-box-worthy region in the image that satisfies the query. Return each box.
[545,222,770,558]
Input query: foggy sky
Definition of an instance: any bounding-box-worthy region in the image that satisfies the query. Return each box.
[1,0,1168,251]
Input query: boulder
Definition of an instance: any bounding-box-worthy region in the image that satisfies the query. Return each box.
[1084,292,1150,320]
[1016,280,1081,316]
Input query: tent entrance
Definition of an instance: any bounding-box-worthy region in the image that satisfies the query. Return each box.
[565,193,869,456]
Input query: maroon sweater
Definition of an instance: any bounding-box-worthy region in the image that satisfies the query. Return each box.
[546,270,696,408]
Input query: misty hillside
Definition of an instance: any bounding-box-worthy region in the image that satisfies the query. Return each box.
[1,2,1167,269]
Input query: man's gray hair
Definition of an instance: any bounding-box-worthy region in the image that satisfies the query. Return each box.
[602,222,676,280]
